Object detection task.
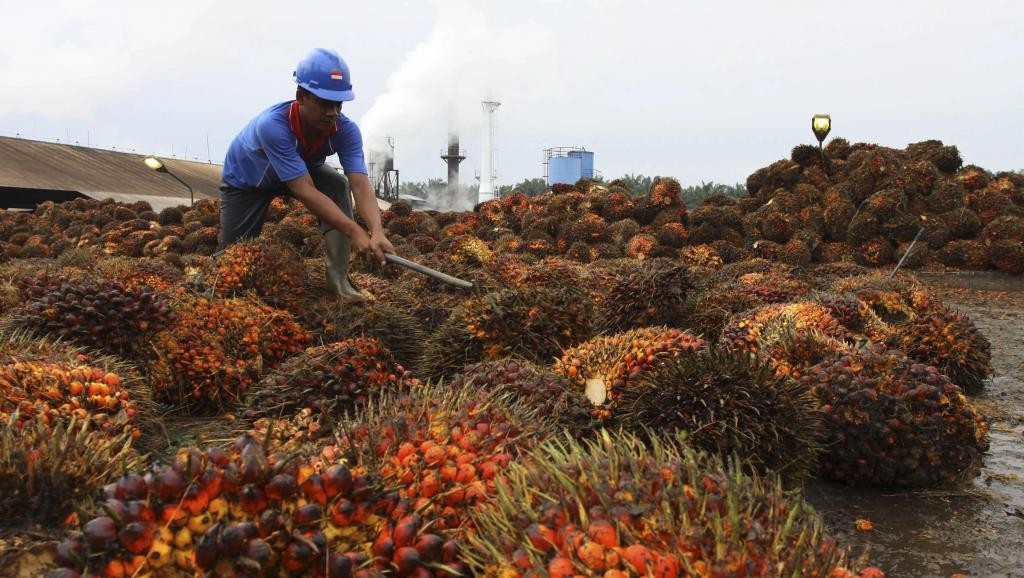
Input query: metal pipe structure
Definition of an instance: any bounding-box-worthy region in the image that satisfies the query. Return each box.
[478,100,501,203]
[440,131,465,209]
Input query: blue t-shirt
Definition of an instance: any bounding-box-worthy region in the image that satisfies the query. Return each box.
[222,101,368,190]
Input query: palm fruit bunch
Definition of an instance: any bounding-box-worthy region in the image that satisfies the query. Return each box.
[2,414,142,529]
[936,238,991,270]
[733,268,812,303]
[147,296,310,412]
[801,345,989,487]
[420,286,594,381]
[334,382,556,542]
[720,302,852,379]
[244,337,415,420]
[94,256,183,293]
[448,359,597,435]
[989,239,1024,273]
[680,244,724,268]
[448,234,494,267]
[831,273,929,326]
[855,237,895,266]
[601,190,636,222]
[891,304,992,394]
[595,258,692,333]
[53,435,395,578]
[566,213,611,244]
[966,177,1017,223]
[11,278,175,360]
[466,432,881,578]
[654,221,688,248]
[680,284,761,344]
[616,348,822,481]
[625,233,657,259]
[553,327,705,418]
[307,300,428,370]
[212,238,307,311]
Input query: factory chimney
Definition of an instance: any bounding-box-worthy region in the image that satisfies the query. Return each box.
[440,131,465,209]
[478,99,501,203]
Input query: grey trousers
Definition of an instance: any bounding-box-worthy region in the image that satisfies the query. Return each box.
[218,164,353,250]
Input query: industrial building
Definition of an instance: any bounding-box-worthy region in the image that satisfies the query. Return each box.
[0,136,220,210]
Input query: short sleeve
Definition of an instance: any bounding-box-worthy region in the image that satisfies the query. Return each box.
[255,115,308,183]
[335,118,368,174]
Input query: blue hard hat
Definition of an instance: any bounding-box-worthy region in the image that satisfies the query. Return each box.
[293,48,354,102]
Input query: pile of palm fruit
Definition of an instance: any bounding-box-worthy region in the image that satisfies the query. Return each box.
[3,137,1014,577]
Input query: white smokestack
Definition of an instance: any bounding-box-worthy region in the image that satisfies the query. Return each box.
[478,100,501,203]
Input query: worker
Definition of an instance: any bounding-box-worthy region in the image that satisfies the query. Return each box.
[219,47,393,302]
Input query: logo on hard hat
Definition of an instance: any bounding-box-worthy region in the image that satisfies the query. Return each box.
[330,70,344,80]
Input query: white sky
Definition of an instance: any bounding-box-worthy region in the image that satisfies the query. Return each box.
[1,0,1022,188]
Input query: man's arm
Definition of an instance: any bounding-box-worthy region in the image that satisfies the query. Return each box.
[285,173,372,255]
[347,172,395,264]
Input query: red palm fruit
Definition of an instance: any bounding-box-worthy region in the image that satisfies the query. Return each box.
[208,447,230,467]
[557,524,584,551]
[123,555,145,575]
[345,552,370,569]
[236,521,259,540]
[83,516,117,550]
[282,540,315,572]
[151,468,184,501]
[604,571,628,578]
[373,535,396,565]
[295,503,323,527]
[114,474,148,501]
[301,473,328,505]
[265,473,299,501]
[526,523,557,552]
[258,509,283,537]
[245,538,274,567]
[181,483,210,515]
[123,500,155,524]
[118,521,154,555]
[327,552,353,577]
[323,464,353,498]
[55,535,87,568]
[651,554,681,578]
[238,484,267,515]
[623,545,655,575]
[331,499,356,526]
[102,559,125,577]
[392,515,421,548]
[220,526,246,557]
[442,540,459,563]
[548,556,575,578]
[587,520,618,548]
[200,468,223,498]
[859,568,886,578]
[577,541,607,572]
[393,546,422,577]
[414,534,444,562]
[410,568,432,578]
[193,529,219,570]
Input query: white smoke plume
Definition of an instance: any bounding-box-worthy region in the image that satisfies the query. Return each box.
[360,0,554,211]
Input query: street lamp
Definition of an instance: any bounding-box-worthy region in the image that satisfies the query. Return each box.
[143,155,194,206]
[811,114,831,168]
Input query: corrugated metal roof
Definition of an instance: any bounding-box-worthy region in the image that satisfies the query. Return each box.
[0,136,221,204]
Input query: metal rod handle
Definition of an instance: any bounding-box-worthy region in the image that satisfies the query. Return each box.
[384,253,474,290]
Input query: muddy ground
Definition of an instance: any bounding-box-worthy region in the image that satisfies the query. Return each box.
[807,272,1024,578]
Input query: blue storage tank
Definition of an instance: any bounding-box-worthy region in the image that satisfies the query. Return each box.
[547,148,595,185]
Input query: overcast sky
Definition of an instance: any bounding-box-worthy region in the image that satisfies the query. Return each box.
[2,0,1022,191]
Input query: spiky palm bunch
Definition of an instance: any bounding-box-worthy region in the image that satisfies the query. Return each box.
[554,327,704,419]
[619,348,823,481]
[891,304,992,394]
[595,258,692,333]
[466,431,879,578]
[802,345,989,487]
[11,278,175,360]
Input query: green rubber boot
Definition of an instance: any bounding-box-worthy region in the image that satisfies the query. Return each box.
[323,229,367,303]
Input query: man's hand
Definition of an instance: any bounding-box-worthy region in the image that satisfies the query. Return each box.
[366,231,394,266]
[346,225,373,260]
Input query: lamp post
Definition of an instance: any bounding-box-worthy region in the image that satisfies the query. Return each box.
[811,114,831,168]
[143,155,194,206]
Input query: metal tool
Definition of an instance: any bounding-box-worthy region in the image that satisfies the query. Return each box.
[384,253,474,290]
